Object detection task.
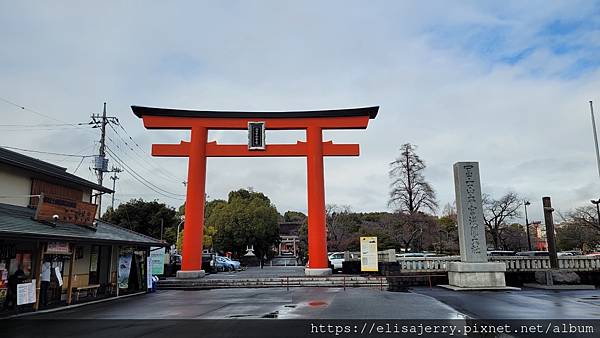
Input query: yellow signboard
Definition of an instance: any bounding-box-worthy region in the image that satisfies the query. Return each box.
[360,236,378,271]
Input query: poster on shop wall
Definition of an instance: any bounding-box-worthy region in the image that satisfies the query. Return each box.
[118,253,132,289]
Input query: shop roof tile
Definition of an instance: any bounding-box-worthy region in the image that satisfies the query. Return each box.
[0,147,112,193]
[0,203,164,247]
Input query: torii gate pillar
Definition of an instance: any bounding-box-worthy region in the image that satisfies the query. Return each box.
[182,127,208,273]
[132,105,378,277]
[305,126,329,274]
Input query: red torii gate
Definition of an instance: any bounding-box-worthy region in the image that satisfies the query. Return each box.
[132,106,378,276]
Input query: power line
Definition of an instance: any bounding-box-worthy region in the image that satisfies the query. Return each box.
[107,122,183,184]
[73,156,87,173]
[105,146,185,200]
[106,146,184,198]
[108,156,185,201]
[0,145,95,158]
[0,97,66,123]
[0,97,99,139]
[0,122,90,127]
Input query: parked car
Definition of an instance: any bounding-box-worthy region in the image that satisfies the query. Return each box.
[586,252,600,257]
[487,250,516,256]
[168,254,182,276]
[168,253,217,275]
[396,252,425,258]
[215,256,241,272]
[557,251,575,257]
[423,253,444,257]
[222,256,241,270]
[516,251,549,256]
[202,253,216,273]
[328,252,346,271]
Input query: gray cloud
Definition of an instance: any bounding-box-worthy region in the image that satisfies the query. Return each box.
[1,1,599,223]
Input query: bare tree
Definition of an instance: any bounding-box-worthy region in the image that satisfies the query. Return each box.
[378,212,420,251]
[326,204,361,251]
[568,206,600,231]
[499,223,528,251]
[482,192,522,249]
[388,143,438,214]
[556,222,599,252]
[372,212,439,252]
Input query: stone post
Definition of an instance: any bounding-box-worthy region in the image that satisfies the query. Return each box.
[445,162,510,290]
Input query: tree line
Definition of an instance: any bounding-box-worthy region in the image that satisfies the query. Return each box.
[101,142,600,258]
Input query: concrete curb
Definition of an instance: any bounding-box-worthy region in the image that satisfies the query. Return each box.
[1,291,147,319]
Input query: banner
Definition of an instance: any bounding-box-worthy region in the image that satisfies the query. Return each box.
[54,267,63,287]
[149,247,165,275]
[360,237,378,272]
[147,260,153,290]
[118,254,132,289]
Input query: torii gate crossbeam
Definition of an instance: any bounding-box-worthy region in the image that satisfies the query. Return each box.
[133,106,378,277]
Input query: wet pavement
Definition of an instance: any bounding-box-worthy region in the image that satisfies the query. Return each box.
[413,287,600,319]
[28,287,465,319]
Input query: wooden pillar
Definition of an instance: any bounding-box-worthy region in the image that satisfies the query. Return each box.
[181,126,208,271]
[543,197,559,269]
[66,245,75,305]
[306,126,328,269]
[33,242,45,311]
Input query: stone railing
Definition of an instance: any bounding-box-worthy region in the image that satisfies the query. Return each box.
[397,256,460,272]
[344,250,398,263]
[492,256,600,272]
[396,256,600,273]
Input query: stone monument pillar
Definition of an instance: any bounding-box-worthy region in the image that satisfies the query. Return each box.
[445,162,511,290]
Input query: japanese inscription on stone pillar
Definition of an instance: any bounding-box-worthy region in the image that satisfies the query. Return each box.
[453,162,488,263]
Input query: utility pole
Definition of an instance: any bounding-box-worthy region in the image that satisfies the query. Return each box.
[160,218,164,241]
[110,167,122,210]
[91,102,119,218]
[590,101,600,178]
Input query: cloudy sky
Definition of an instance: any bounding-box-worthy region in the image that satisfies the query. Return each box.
[1,1,600,222]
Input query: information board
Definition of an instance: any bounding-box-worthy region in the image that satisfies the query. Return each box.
[360,237,378,272]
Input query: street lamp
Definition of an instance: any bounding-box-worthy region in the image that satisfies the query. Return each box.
[524,201,532,251]
[591,199,600,230]
[175,218,184,253]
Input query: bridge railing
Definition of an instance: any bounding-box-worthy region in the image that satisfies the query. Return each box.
[396,256,600,272]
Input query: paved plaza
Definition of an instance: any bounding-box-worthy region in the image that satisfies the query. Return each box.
[21,286,599,320]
